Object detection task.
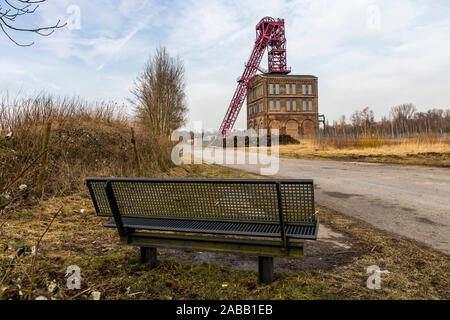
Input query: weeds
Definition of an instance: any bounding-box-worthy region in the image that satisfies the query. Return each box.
[0,94,175,199]
[274,136,450,166]
[0,120,60,299]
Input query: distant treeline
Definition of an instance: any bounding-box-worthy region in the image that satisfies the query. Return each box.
[323,104,450,138]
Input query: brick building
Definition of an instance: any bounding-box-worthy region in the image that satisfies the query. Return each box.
[246,74,318,139]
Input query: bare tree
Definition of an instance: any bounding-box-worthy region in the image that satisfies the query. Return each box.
[390,103,416,121]
[390,103,417,137]
[0,0,65,46]
[130,46,188,137]
[327,104,449,139]
[350,107,375,136]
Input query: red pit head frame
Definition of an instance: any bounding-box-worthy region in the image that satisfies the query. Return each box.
[218,17,291,137]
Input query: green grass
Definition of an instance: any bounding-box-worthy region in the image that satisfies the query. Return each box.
[61,252,332,300]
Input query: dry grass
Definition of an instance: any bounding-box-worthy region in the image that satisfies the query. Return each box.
[0,94,177,299]
[316,205,449,299]
[1,164,448,300]
[270,137,450,167]
[0,95,174,200]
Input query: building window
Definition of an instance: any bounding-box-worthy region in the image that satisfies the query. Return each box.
[269,100,274,111]
[259,103,263,112]
[308,85,312,95]
[275,84,280,94]
[286,84,290,94]
[302,100,307,111]
[292,100,296,111]
[302,84,306,95]
[292,84,296,94]
[286,101,290,111]
[308,101,313,111]
[269,84,274,94]
[276,100,280,111]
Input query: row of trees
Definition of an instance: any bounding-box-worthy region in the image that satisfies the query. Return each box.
[326,104,450,138]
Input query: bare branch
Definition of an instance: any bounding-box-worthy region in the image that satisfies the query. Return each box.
[0,0,66,46]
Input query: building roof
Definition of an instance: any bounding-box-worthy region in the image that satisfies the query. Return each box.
[257,73,318,79]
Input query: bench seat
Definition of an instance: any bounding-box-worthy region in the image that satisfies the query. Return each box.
[104,217,319,239]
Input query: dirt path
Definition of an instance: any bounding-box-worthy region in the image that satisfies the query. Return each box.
[197,148,450,255]
[157,223,356,273]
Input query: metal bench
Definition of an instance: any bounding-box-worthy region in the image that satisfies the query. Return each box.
[86,178,319,284]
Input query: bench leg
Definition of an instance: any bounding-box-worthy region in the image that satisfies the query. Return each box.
[258,256,274,284]
[140,247,157,269]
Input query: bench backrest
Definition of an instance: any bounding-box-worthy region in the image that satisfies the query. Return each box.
[86,178,315,225]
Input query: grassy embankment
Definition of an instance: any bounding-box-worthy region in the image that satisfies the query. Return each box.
[262,137,450,167]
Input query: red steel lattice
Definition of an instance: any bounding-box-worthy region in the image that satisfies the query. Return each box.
[218,17,291,137]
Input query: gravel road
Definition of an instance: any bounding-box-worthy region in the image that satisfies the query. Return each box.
[199,148,450,255]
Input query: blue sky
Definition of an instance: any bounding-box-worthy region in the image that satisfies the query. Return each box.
[1,0,449,130]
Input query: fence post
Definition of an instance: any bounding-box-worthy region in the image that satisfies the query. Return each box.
[131,127,142,176]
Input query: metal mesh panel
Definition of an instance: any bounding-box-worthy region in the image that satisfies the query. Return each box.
[86,179,316,225]
[105,217,281,237]
[110,180,279,223]
[280,182,315,224]
[104,217,318,239]
[87,180,110,216]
